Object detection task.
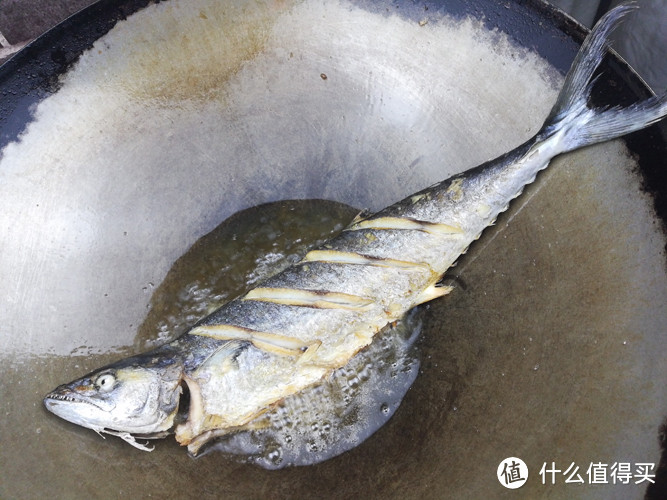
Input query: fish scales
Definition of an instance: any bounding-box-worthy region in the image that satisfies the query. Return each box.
[44,5,667,459]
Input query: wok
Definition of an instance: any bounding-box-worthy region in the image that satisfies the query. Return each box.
[0,0,665,498]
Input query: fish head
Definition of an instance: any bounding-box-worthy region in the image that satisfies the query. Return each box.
[44,353,184,445]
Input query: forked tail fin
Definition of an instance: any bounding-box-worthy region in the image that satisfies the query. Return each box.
[542,3,667,153]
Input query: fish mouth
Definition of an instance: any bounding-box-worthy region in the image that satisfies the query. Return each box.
[43,391,105,412]
[43,391,127,435]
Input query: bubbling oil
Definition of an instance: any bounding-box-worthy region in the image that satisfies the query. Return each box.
[136,199,423,468]
[201,310,421,468]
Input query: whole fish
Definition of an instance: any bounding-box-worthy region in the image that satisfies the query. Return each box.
[44,5,667,459]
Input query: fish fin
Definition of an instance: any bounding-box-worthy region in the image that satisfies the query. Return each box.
[194,340,245,378]
[186,407,275,456]
[97,428,155,451]
[542,3,667,153]
[198,339,245,364]
[414,284,454,305]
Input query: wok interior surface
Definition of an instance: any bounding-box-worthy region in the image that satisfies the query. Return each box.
[0,0,665,498]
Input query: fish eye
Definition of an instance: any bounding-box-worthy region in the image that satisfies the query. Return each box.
[95,373,116,392]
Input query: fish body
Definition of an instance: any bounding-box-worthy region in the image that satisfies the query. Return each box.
[44,5,667,457]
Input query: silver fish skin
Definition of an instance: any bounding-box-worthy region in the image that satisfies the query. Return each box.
[44,4,667,454]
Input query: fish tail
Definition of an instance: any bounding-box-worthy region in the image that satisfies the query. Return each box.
[541,2,667,153]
